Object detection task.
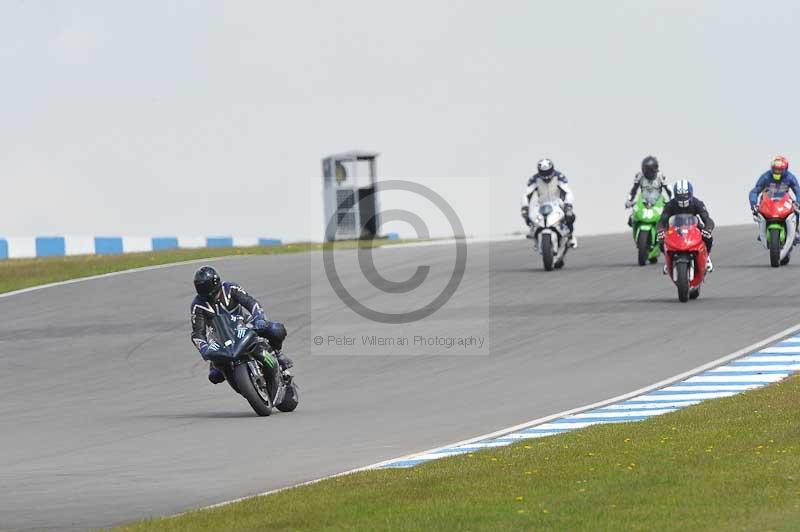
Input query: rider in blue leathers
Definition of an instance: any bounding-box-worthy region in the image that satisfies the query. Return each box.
[749,156,800,210]
[191,266,293,384]
[749,156,800,243]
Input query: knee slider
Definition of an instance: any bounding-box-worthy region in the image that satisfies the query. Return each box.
[265,321,287,347]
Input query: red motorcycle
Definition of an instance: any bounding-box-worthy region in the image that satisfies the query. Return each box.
[663,214,708,302]
[755,184,797,267]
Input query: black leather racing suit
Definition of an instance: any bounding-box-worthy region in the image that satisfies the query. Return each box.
[190,282,286,357]
[657,197,715,252]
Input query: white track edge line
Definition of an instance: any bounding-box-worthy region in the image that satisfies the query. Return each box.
[0,256,243,300]
[172,320,800,517]
[0,236,515,300]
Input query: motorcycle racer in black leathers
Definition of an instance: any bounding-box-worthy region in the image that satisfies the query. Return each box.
[656,180,715,272]
[190,266,293,384]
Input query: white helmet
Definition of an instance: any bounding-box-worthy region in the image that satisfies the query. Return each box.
[673,179,693,208]
[537,158,555,180]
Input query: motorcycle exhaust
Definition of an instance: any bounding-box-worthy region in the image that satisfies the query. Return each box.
[274,384,286,406]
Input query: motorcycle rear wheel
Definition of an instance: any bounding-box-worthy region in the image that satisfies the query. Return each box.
[541,234,554,271]
[637,230,650,266]
[276,382,300,412]
[676,262,690,303]
[769,228,782,268]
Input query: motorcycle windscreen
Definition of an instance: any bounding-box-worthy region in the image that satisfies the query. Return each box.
[640,188,662,206]
[763,183,791,200]
[209,311,238,351]
[668,214,698,233]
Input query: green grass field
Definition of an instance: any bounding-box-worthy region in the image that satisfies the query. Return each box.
[112,375,800,531]
[0,240,408,295]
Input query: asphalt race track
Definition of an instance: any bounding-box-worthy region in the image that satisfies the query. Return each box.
[2,225,800,530]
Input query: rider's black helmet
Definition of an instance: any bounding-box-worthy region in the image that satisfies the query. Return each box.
[194,266,221,300]
[641,156,659,179]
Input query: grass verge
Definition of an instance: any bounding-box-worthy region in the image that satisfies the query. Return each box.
[0,240,412,295]
[113,375,800,531]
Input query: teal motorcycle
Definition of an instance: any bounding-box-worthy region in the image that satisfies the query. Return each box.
[629,189,666,266]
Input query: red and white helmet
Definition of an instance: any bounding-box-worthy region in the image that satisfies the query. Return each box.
[771,155,789,180]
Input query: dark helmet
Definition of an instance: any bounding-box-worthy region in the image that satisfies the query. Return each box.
[641,156,659,179]
[194,266,221,300]
[537,158,555,181]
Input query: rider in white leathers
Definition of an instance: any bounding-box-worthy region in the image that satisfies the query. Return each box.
[521,158,577,248]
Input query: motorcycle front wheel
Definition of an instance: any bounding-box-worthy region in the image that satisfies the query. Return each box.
[637,229,650,266]
[541,233,554,271]
[676,262,690,303]
[769,228,782,268]
[234,362,275,417]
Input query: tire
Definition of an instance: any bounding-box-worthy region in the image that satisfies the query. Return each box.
[676,261,690,303]
[541,234,554,271]
[226,377,240,394]
[277,382,300,412]
[233,362,274,417]
[637,230,650,266]
[769,228,781,268]
[689,287,700,300]
[222,366,240,394]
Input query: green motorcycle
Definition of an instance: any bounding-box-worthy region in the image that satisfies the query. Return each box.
[629,189,665,266]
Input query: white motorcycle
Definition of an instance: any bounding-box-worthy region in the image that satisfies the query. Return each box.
[526,200,571,271]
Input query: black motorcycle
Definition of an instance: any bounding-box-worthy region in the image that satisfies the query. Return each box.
[205,310,299,416]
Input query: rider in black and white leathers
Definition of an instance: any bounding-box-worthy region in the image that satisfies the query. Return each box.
[520,158,577,248]
[625,156,672,227]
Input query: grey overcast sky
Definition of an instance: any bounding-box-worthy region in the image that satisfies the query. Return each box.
[2,0,798,241]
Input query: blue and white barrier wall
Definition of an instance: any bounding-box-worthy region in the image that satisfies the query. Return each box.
[0,236,282,259]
